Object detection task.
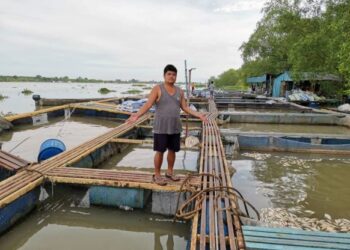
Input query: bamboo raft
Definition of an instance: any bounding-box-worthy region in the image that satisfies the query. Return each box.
[189,99,245,250]
[0,114,150,208]
[46,168,198,192]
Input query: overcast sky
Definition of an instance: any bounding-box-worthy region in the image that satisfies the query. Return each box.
[0,0,265,82]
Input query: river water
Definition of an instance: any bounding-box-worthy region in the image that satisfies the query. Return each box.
[0,185,189,250]
[232,151,350,219]
[0,82,153,114]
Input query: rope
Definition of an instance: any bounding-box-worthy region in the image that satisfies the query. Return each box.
[56,106,77,138]
[173,173,260,222]
[17,162,56,197]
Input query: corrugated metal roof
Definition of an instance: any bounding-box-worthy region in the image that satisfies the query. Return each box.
[247,74,267,84]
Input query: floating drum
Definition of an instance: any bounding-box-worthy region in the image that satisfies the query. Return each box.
[309,102,320,109]
[37,138,66,162]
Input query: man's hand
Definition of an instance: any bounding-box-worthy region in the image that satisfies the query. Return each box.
[126,113,139,124]
[198,113,208,123]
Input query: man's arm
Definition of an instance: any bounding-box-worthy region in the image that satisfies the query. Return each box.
[180,89,207,122]
[126,86,159,123]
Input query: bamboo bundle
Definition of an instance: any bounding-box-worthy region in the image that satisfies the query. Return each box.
[190,99,245,250]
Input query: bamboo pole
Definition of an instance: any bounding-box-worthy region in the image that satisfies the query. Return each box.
[5,105,70,122]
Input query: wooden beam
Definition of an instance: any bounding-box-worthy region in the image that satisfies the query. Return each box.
[110,138,153,144]
[5,105,70,122]
[71,104,131,115]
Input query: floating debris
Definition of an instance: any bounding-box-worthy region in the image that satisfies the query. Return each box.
[242,152,271,160]
[260,208,350,233]
[122,89,142,94]
[185,136,200,148]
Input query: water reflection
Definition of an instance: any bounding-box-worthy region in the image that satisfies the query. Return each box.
[0,186,189,250]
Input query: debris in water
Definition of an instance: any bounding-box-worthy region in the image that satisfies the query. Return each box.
[260,208,350,232]
[324,213,332,220]
[242,152,271,161]
[185,136,200,148]
[119,205,133,211]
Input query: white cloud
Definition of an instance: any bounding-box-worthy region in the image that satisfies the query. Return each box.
[214,0,265,13]
[0,0,265,81]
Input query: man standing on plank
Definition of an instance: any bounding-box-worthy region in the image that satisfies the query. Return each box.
[127,64,207,185]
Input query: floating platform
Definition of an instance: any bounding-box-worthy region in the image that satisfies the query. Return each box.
[243,225,350,250]
[221,131,350,155]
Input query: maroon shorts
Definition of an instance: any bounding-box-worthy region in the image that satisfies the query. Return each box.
[153,133,181,153]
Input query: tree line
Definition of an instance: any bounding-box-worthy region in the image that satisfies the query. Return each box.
[214,0,350,94]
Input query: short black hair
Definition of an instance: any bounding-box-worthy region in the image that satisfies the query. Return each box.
[164,64,177,75]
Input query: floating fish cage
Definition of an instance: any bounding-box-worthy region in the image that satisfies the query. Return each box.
[1,95,350,250]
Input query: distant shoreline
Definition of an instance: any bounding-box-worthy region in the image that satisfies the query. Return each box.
[0,75,161,84]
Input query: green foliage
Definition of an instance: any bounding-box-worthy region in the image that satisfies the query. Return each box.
[0,94,8,101]
[212,68,248,91]
[122,89,142,94]
[98,88,115,94]
[239,0,350,95]
[21,88,33,95]
[132,83,146,87]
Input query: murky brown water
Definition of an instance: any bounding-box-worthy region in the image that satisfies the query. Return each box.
[232,151,350,219]
[221,123,350,135]
[0,186,189,250]
[0,116,121,162]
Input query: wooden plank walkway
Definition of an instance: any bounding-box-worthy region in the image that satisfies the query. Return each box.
[4,105,70,122]
[0,114,150,208]
[243,226,350,250]
[46,168,199,192]
[190,99,245,250]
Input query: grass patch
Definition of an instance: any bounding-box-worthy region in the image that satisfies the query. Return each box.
[132,83,146,87]
[142,86,152,90]
[21,88,33,95]
[122,89,143,94]
[98,87,115,94]
[218,84,248,91]
[0,94,8,101]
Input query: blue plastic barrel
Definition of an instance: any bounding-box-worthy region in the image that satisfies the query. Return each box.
[37,139,66,162]
[308,102,320,109]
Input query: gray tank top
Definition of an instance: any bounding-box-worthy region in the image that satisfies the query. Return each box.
[153,84,182,134]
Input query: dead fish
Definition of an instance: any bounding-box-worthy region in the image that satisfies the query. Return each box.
[324,213,332,220]
[185,136,200,148]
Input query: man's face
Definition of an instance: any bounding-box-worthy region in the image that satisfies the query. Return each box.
[164,71,177,84]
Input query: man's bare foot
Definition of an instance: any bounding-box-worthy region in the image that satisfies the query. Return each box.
[165,172,181,181]
[152,175,167,186]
